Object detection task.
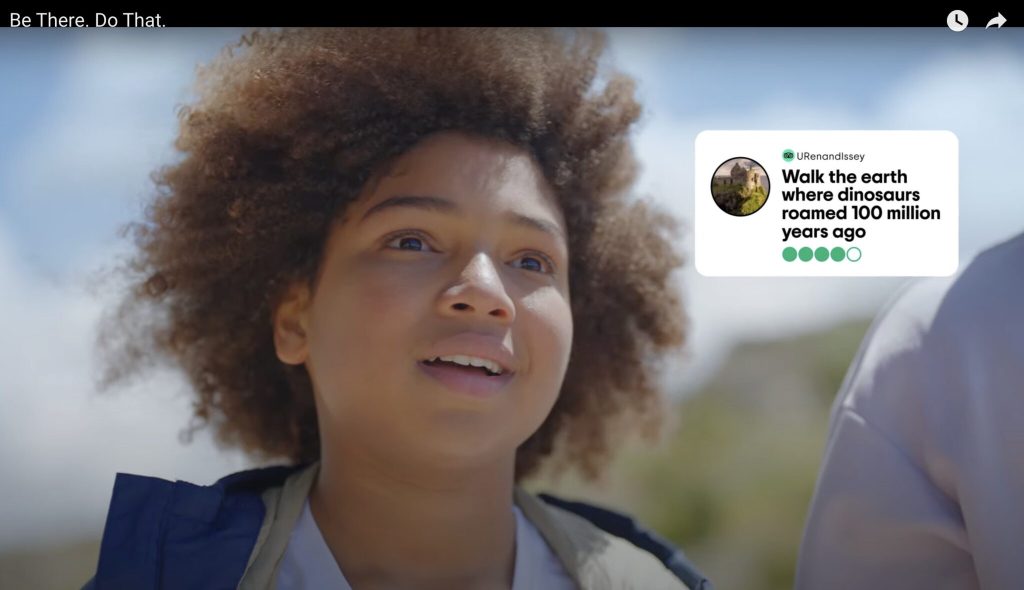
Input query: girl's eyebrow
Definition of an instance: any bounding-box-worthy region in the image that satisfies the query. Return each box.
[360,194,567,244]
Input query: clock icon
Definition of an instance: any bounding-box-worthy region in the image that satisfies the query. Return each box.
[947,10,968,32]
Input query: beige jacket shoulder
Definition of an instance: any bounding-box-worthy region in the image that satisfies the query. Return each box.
[237,462,690,590]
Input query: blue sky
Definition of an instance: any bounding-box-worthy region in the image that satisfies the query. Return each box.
[1,27,1022,550]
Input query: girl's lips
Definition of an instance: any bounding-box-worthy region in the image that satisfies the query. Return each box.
[417,360,514,398]
[419,333,518,375]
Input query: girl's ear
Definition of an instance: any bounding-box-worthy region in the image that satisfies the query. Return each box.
[273,281,312,365]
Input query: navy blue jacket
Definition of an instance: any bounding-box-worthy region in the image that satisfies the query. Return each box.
[83,464,711,589]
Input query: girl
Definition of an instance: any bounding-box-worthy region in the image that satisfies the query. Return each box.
[86,28,705,590]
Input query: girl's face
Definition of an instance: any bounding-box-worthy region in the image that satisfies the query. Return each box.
[274,131,573,470]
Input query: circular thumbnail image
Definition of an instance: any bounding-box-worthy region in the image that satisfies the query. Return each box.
[711,157,770,217]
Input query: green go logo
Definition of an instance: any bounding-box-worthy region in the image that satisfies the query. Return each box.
[782,149,795,162]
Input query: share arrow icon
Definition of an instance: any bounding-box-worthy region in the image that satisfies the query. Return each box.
[986,12,1007,28]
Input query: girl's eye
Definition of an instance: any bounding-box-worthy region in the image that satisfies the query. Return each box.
[384,231,433,252]
[516,253,555,274]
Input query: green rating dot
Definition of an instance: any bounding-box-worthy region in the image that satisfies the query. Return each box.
[783,247,797,261]
[814,247,829,261]
[847,247,862,262]
[831,246,845,261]
[798,247,813,261]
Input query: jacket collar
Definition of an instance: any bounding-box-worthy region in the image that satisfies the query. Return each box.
[91,462,701,589]
[237,462,694,589]
[236,462,579,588]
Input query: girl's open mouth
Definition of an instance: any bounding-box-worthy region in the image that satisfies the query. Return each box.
[422,358,502,376]
[417,360,514,398]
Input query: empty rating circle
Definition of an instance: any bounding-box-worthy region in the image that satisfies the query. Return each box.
[814,247,829,261]
[799,247,813,261]
[831,246,845,261]
[847,247,862,262]
[783,247,797,261]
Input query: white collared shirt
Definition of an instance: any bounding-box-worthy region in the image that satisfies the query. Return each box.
[277,498,576,589]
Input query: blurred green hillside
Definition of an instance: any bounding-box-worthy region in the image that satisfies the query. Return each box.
[1,319,870,590]
[0,539,100,589]
[529,318,871,590]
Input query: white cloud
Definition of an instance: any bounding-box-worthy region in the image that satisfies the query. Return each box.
[0,223,252,552]
[879,46,1024,252]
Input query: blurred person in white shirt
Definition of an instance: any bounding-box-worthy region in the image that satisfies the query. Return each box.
[797,232,1024,590]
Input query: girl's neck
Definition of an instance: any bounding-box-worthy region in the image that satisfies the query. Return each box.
[309,444,518,589]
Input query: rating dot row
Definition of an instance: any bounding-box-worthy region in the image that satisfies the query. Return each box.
[782,246,862,262]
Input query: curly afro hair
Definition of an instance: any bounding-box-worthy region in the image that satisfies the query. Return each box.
[95,27,687,482]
